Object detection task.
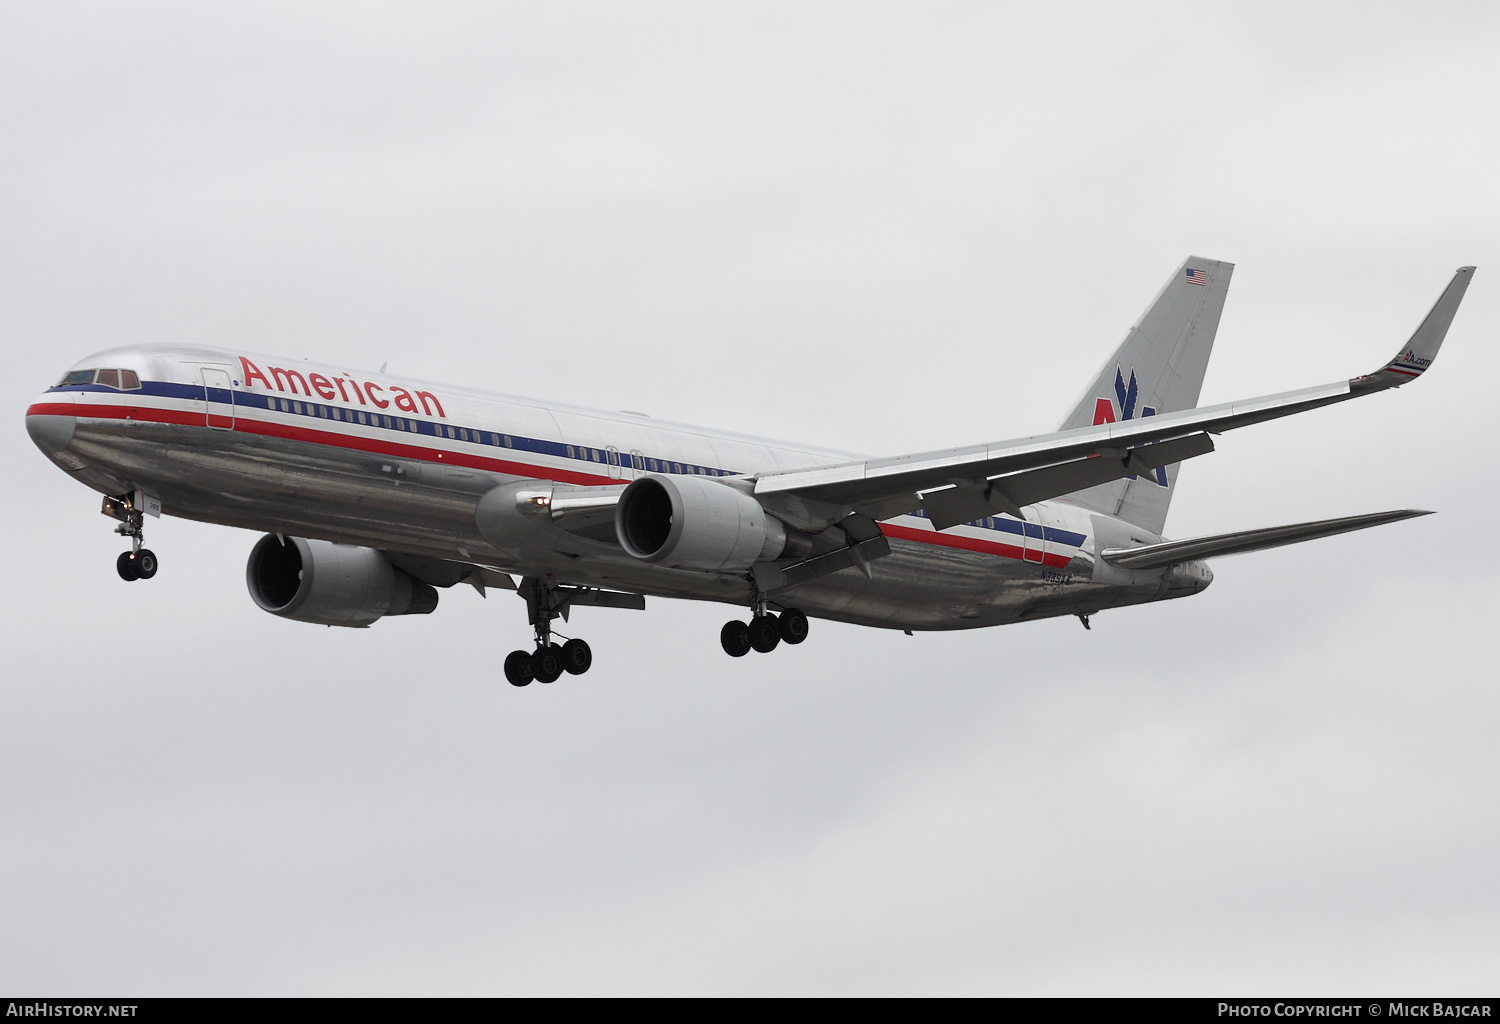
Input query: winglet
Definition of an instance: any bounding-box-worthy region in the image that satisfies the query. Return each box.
[1354,266,1475,392]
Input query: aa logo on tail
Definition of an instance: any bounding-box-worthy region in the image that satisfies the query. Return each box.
[1092,368,1169,487]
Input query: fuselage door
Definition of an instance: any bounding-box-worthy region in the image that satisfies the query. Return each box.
[628,449,644,481]
[606,445,622,480]
[202,367,234,429]
[1023,516,1045,564]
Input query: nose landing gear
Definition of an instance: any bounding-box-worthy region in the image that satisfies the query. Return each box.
[104,494,159,582]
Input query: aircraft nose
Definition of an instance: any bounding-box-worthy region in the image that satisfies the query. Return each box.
[26,397,77,456]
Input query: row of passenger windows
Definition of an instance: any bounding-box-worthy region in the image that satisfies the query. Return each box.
[270,396,424,432]
[59,368,141,390]
[264,394,730,476]
[561,444,727,477]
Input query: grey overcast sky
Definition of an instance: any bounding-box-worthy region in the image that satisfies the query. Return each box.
[3,1,1498,995]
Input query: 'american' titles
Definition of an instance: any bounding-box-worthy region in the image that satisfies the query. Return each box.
[237,357,445,419]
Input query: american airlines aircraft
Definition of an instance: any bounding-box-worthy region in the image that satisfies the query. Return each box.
[25,260,1472,686]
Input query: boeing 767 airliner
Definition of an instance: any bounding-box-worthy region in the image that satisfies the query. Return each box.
[25,260,1472,685]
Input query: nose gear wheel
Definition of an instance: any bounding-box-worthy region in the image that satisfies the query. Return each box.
[104,495,160,582]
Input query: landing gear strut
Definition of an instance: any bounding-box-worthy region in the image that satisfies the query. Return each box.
[503,577,594,687]
[104,494,159,582]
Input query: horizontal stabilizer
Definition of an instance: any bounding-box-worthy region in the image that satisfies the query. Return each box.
[1101,509,1432,569]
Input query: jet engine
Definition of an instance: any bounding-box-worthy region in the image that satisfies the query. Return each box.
[615,474,804,572]
[245,534,439,627]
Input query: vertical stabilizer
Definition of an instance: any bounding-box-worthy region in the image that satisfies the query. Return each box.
[1056,256,1233,534]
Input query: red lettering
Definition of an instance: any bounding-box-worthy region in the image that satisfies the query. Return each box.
[309,373,336,400]
[1092,398,1116,425]
[334,377,350,402]
[344,377,367,405]
[239,357,271,390]
[268,366,309,395]
[390,386,418,413]
[416,390,445,418]
[365,382,389,409]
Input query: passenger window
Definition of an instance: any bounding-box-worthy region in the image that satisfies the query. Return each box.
[459,428,468,441]
[383,416,391,428]
[119,370,141,390]
[293,402,302,414]
[96,369,121,389]
[280,399,290,412]
[504,434,513,448]
[409,419,418,431]
[358,411,367,424]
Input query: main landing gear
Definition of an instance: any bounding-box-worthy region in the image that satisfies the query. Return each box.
[720,607,809,657]
[504,577,594,687]
[503,637,592,687]
[103,495,159,582]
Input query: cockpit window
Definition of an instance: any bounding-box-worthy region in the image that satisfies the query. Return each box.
[59,368,142,389]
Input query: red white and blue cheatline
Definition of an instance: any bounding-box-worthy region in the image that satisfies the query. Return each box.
[1385,349,1431,378]
[1185,268,1207,286]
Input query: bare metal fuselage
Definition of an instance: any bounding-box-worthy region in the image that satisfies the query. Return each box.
[28,344,1210,631]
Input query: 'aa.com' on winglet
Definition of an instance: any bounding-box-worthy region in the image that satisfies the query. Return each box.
[1355,266,1475,392]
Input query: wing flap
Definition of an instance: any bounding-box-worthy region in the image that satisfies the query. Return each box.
[1101,509,1432,569]
[920,433,1216,530]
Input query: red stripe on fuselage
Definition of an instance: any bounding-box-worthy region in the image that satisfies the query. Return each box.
[30,400,632,486]
[30,399,1079,567]
[880,523,1072,568]
[28,401,205,426]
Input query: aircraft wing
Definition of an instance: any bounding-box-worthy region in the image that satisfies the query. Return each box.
[752,266,1473,533]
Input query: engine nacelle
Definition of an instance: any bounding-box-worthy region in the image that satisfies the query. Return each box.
[245,534,438,627]
[615,474,792,572]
